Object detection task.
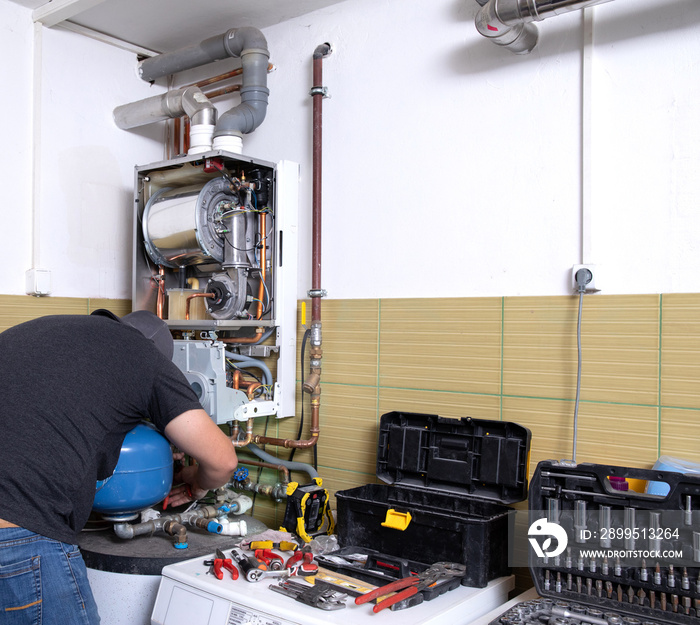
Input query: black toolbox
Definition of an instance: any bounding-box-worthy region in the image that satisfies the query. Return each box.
[334,411,532,588]
[491,459,700,625]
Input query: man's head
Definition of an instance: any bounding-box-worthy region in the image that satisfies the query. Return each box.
[91,309,174,359]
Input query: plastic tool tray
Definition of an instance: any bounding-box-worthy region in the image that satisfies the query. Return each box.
[492,460,700,625]
[316,546,462,607]
[335,411,532,588]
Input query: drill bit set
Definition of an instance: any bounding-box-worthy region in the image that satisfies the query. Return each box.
[496,460,700,625]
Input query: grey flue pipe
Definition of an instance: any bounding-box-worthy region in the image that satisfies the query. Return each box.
[115,27,269,137]
[113,85,216,130]
[475,0,615,54]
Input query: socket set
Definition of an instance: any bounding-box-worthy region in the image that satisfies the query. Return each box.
[490,596,673,625]
[493,460,700,625]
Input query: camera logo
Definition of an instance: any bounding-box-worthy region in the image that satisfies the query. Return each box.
[528,518,568,558]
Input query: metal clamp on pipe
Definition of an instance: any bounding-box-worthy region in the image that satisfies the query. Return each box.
[309,86,330,98]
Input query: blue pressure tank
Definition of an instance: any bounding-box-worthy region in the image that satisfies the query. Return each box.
[93,422,173,521]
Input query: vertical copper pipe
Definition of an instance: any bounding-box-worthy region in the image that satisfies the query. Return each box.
[256,212,267,319]
[311,51,324,322]
[174,117,181,156]
[156,266,165,319]
[183,118,191,153]
[253,44,331,450]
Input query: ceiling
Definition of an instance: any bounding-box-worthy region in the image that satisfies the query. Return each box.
[11,0,347,54]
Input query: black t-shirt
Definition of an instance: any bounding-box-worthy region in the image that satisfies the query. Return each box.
[0,314,202,544]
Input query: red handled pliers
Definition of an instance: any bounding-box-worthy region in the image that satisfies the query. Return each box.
[206,548,239,580]
[254,549,285,571]
[285,550,318,576]
[355,562,465,613]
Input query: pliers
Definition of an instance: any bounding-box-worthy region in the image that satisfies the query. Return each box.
[355,562,466,613]
[205,548,239,580]
[285,550,318,576]
[254,548,285,571]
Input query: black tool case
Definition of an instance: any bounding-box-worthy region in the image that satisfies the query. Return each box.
[508,459,700,625]
[334,411,532,588]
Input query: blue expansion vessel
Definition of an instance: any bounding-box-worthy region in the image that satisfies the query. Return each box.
[93,421,173,521]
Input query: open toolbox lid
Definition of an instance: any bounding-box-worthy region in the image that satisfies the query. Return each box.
[376,411,532,505]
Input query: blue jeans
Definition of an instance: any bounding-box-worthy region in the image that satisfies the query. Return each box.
[0,527,100,624]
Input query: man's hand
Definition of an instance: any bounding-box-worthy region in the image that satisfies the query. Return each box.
[166,464,210,508]
[164,409,238,504]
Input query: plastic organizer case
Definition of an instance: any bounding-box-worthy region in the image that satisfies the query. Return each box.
[490,459,700,625]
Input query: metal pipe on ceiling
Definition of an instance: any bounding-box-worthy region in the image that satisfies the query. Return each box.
[475,0,615,54]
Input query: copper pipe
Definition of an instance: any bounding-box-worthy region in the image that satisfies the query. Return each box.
[221,329,264,345]
[244,382,262,400]
[173,117,181,156]
[184,63,275,90]
[310,48,325,322]
[202,84,241,100]
[183,118,191,153]
[254,45,330,450]
[253,400,320,449]
[256,212,267,319]
[231,419,254,448]
[236,456,290,483]
[156,266,165,319]
[185,292,215,320]
[234,378,262,400]
[232,370,241,390]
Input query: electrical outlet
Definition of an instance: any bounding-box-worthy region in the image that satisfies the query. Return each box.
[572,264,599,293]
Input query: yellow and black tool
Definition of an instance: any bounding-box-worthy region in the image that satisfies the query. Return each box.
[280,478,335,543]
[248,540,298,552]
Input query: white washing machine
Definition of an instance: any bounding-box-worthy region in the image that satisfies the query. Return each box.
[150,553,514,625]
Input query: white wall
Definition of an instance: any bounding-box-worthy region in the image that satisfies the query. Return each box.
[1,0,165,299]
[1,1,34,295]
[246,0,586,299]
[242,0,700,299]
[3,0,700,300]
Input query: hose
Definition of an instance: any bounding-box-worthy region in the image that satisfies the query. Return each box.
[226,351,272,386]
[246,442,319,479]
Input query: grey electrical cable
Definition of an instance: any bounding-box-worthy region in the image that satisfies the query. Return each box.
[226,351,272,386]
[573,289,584,463]
[572,268,592,463]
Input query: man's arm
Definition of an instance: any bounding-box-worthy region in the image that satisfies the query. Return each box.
[164,408,238,506]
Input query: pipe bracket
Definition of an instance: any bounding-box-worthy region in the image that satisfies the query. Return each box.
[309,86,330,99]
[308,289,327,298]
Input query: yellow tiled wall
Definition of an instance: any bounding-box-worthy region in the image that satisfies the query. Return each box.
[278,294,699,500]
[4,293,700,590]
[251,293,700,592]
[0,294,131,332]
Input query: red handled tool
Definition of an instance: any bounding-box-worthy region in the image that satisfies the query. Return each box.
[205,548,239,580]
[285,550,318,576]
[254,548,285,571]
[355,562,465,613]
